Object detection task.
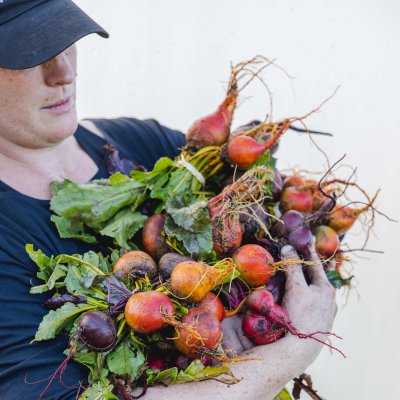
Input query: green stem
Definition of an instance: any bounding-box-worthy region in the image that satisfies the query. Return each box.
[117,318,126,337]
[86,296,108,308]
[130,331,146,347]
[56,255,106,276]
[90,287,108,299]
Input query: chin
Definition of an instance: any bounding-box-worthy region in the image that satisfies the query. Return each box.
[45,110,79,144]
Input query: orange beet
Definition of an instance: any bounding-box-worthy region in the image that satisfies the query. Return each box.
[315,225,340,257]
[233,244,275,287]
[280,186,313,213]
[170,261,222,303]
[125,291,174,334]
[283,175,306,188]
[328,205,361,235]
[226,135,266,169]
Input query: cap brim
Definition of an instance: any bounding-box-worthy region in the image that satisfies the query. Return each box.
[0,0,109,69]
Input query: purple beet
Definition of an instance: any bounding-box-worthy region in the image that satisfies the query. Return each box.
[265,271,286,305]
[240,203,270,241]
[282,210,305,233]
[271,170,283,201]
[288,227,313,255]
[78,311,117,352]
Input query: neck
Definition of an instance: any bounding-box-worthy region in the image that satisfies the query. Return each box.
[0,131,98,200]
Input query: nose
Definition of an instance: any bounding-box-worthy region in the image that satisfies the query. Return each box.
[42,49,76,87]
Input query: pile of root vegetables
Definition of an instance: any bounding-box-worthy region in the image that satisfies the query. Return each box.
[29,56,385,400]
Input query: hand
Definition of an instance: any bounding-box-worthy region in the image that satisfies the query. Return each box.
[221,314,254,355]
[281,241,338,363]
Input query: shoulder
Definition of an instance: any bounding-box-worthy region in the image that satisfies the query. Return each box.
[80,117,186,170]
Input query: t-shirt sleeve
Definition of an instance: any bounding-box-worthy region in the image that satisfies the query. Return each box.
[88,117,186,171]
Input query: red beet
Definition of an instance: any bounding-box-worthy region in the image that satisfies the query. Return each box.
[175,307,222,357]
[283,175,306,188]
[208,193,243,256]
[186,82,237,148]
[113,250,158,280]
[147,352,167,371]
[246,288,275,315]
[198,292,225,322]
[244,289,345,356]
[142,214,171,261]
[242,311,285,345]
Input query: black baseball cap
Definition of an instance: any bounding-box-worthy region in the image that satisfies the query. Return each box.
[0,0,109,69]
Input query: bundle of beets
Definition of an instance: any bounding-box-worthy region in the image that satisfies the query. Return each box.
[28,56,386,400]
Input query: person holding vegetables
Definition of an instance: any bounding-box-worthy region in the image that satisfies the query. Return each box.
[0,1,337,399]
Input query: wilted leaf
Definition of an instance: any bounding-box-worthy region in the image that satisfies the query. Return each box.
[165,197,213,257]
[146,360,238,386]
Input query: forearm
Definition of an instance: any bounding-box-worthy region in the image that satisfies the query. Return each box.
[144,335,316,400]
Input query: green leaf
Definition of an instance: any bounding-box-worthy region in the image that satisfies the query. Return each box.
[177,361,238,384]
[326,270,353,289]
[217,268,241,285]
[146,360,238,386]
[50,215,97,243]
[106,338,145,381]
[33,303,92,342]
[79,381,119,400]
[274,387,293,400]
[247,150,277,170]
[47,262,67,290]
[71,348,98,377]
[55,253,105,276]
[50,177,146,233]
[164,196,213,257]
[99,209,148,249]
[82,251,111,274]
[64,265,97,297]
[109,172,130,185]
[130,157,174,183]
[146,367,179,385]
[29,282,64,294]
[26,244,57,282]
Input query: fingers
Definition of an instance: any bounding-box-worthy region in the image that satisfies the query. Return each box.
[221,316,253,354]
[306,239,331,286]
[281,245,307,288]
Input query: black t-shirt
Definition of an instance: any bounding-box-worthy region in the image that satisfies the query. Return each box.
[0,118,185,400]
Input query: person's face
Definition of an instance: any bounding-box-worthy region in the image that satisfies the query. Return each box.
[0,44,78,149]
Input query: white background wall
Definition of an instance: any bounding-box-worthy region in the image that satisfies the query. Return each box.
[74,1,400,398]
